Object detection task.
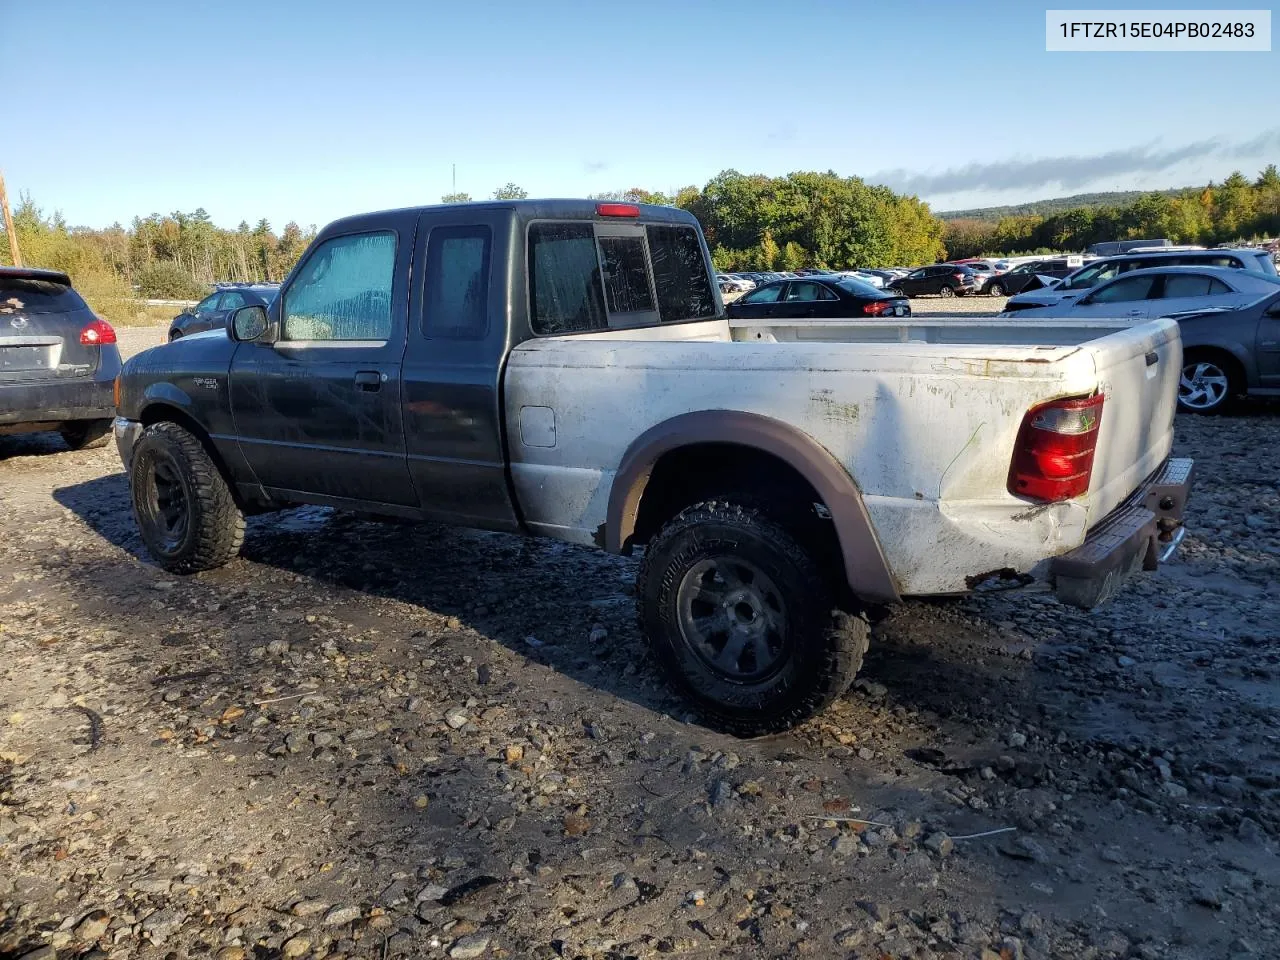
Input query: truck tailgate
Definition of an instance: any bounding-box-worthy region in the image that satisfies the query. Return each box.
[1082,317,1181,525]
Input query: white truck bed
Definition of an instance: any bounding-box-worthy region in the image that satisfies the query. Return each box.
[503,316,1181,596]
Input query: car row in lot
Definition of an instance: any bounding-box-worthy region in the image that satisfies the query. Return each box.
[1001,264,1280,414]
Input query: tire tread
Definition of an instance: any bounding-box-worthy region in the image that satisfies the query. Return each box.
[637,499,868,736]
[132,421,244,573]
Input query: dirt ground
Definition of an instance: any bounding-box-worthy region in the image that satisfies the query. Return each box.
[1,325,1278,960]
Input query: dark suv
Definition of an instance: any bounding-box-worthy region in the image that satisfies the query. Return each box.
[989,258,1078,297]
[0,267,122,449]
[891,264,977,298]
[169,283,280,340]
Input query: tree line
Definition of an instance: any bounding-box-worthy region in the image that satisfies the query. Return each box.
[944,166,1280,259]
[8,164,1276,326]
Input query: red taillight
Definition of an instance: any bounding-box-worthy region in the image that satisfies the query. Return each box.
[862,301,891,316]
[953,273,966,282]
[596,203,640,218]
[79,317,117,346]
[1008,394,1105,502]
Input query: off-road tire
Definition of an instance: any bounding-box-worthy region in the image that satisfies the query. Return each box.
[60,418,112,450]
[637,499,869,736]
[130,421,244,573]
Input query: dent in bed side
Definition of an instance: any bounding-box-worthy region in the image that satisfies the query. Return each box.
[605,410,900,605]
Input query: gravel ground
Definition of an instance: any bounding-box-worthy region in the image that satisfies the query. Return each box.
[2,329,1279,960]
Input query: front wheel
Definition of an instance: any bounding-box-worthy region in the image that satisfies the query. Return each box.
[637,499,869,736]
[987,282,1005,297]
[1178,357,1237,414]
[130,421,245,572]
[60,419,112,450]
[888,287,905,297]
[938,285,955,298]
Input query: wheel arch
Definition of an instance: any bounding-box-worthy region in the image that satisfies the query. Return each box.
[606,410,899,604]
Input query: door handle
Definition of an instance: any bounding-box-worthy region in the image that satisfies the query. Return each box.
[354,370,383,392]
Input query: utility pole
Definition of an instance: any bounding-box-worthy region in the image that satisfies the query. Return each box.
[0,171,21,267]
[452,163,456,194]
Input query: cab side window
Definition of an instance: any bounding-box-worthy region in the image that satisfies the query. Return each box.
[282,231,396,341]
[423,226,491,340]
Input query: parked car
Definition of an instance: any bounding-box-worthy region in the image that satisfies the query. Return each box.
[998,266,1280,322]
[0,267,122,450]
[717,275,750,294]
[113,199,1192,734]
[169,283,280,340]
[890,264,978,298]
[987,258,1079,297]
[726,276,910,321]
[1161,287,1280,413]
[841,270,886,288]
[1004,248,1280,312]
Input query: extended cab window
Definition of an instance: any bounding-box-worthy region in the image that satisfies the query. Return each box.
[646,224,717,322]
[424,225,490,339]
[283,231,396,341]
[529,223,608,335]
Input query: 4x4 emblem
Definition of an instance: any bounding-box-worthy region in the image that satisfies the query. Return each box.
[9,316,29,330]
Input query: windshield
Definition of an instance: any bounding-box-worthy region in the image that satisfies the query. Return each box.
[1059,262,1116,290]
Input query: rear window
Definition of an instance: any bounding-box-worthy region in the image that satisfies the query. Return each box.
[0,278,88,315]
[1252,252,1278,276]
[646,224,717,322]
[836,278,882,297]
[529,220,716,335]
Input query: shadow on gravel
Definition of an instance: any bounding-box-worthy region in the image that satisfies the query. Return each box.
[53,474,693,724]
[0,431,76,460]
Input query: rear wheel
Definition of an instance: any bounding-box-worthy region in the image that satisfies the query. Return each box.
[987,282,1005,297]
[168,329,182,341]
[130,421,245,572]
[1178,356,1238,414]
[59,419,112,450]
[938,285,955,298]
[888,287,905,297]
[637,499,868,736]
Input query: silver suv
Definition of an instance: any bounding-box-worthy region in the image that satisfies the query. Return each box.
[1004,248,1278,312]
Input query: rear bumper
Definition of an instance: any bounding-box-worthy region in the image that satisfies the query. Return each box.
[0,354,119,430]
[1052,457,1195,608]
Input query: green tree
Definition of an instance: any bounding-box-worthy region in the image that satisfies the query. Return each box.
[440,192,472,203]
[780,241,807,271]
[492,183,528,200]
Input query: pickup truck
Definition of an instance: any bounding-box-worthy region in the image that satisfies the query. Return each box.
[113,200,1193,735]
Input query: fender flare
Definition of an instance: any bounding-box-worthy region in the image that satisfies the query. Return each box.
[606,410,899,604]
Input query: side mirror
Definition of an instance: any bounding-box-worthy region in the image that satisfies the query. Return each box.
[229,304,273,343]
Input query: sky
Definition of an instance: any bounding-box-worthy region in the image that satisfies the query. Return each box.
[3,0,1277,230]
